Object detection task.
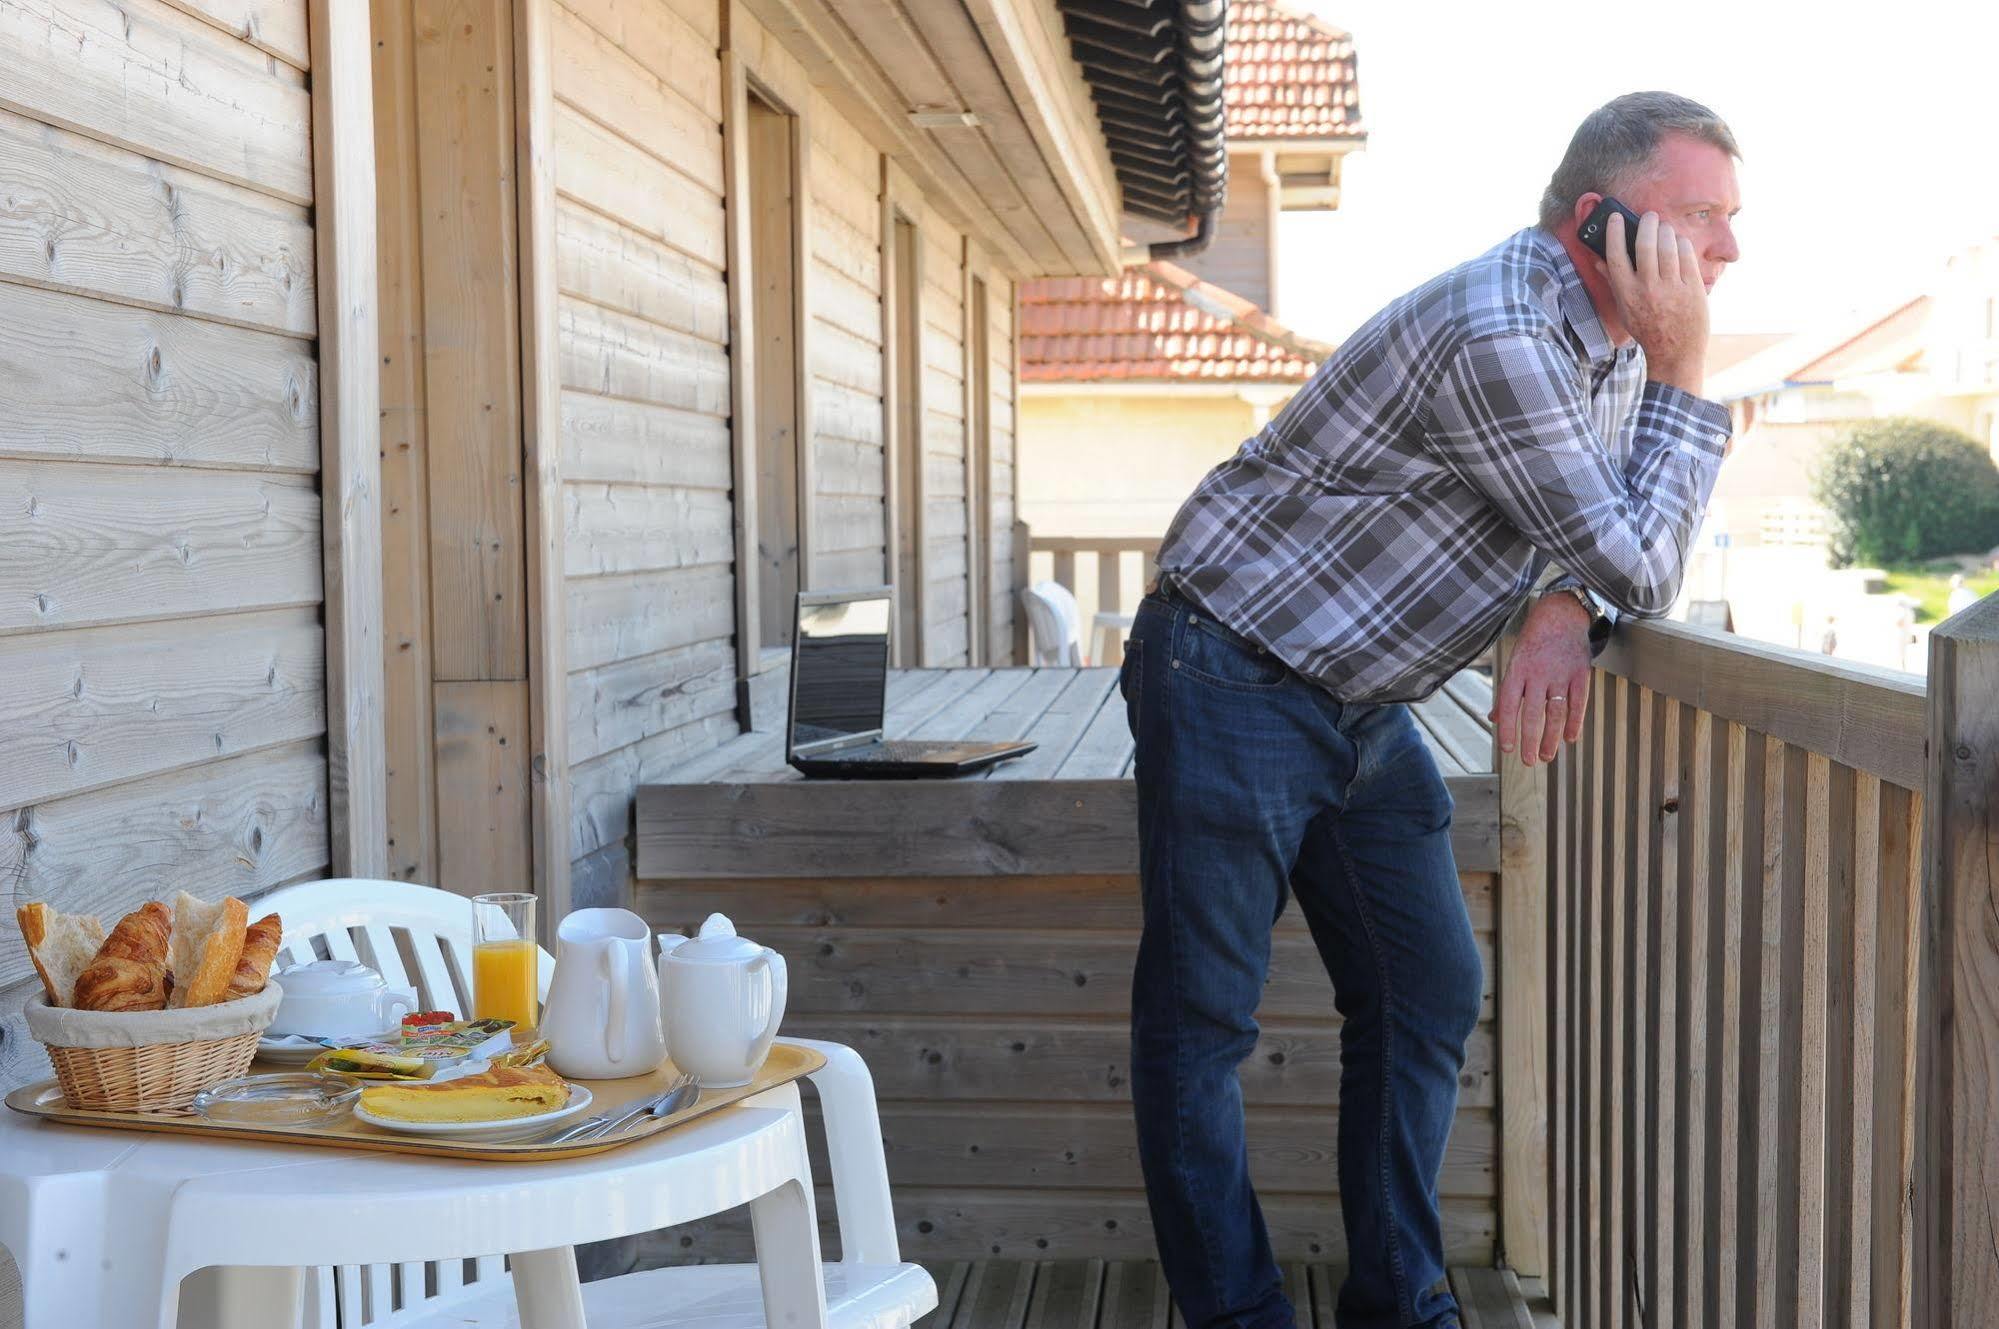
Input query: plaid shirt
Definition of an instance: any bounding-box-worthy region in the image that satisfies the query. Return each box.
[1156,227,1731,703]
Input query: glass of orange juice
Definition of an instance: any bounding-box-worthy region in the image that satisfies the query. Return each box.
[471,892,539,1031]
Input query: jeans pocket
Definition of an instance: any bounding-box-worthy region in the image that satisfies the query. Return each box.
[1176,617,1288,691]
[1120,637,1142,738]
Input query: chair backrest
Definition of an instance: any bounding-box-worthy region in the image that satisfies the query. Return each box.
[254,877,555,1328]
[1020,580,1082,666]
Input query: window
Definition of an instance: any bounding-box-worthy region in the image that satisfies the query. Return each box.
[747,92,801,651]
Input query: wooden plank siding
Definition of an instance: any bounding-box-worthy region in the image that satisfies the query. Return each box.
[0,0,338,991]
[544,0,1025,905]
[553,0,736,894]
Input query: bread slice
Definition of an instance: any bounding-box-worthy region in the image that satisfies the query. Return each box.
[360,1064,569,1123]
[17,902,107,1008]
[224,912,284,999]
[167,891,249,1008]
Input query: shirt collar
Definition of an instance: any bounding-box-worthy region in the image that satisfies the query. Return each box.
[1529,227,1618,367]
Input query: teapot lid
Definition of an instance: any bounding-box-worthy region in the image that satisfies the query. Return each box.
[666,913,764,964]
[272,959,386,995]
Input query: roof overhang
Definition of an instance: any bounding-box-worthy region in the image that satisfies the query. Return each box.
[739,0,1133,275]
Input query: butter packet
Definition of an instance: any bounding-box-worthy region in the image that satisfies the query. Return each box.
[310,1019,518,1080]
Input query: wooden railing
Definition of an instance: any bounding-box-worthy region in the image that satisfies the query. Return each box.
[1022,531,1162,663]
[1503,607,1999,1327]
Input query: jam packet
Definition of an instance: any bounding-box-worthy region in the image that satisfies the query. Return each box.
[308,1018,518,1080]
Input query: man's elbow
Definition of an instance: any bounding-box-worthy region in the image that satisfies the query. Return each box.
[1602,569,1683,620]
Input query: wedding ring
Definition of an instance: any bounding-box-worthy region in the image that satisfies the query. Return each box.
[1547,694,1567,703]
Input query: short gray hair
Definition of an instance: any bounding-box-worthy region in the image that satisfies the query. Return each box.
[1538,92,1739,230]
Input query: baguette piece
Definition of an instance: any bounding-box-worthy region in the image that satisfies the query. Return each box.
[225,913,284,999]
[16,903,107,1008]
[72,902,173,1012]
[360,1064,569,1123]
[167,891,249,1008]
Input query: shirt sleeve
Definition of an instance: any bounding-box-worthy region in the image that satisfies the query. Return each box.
[1425,331,1731,618]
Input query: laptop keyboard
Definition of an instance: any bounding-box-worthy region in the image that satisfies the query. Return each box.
[827,741,963,762]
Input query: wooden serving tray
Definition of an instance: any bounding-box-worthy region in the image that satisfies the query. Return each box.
[4,1043,824,1163]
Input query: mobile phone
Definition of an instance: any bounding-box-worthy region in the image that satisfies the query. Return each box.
[1578,196,1642,266]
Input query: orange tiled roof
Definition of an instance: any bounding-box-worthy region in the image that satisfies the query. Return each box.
[1226,0,1364,142]
[1021,261,1332,384]
[1791,296,1931,381]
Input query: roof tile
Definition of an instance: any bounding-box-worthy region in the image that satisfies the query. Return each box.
[1020,261,1331,384]
[1226,0,1365,141]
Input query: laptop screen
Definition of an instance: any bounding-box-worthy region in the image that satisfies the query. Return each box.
[791,593,891,752]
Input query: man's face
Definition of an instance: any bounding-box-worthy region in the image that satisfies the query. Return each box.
[1613,134,1743,291]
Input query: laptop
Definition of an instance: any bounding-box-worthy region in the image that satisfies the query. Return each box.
[786,587,1036,778]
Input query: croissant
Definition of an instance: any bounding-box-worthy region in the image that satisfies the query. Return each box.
[71,902,172,1012]
[225,913,284,999]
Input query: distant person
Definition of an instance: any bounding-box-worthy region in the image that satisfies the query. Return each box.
[1821,616,1839,656]
[1948,573,1979,617]
[1123,92,1739,1329]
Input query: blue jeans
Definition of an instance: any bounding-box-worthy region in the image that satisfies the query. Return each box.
[1122,591,1482,1329]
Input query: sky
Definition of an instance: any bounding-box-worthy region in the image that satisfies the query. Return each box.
[1273,0,1999,344]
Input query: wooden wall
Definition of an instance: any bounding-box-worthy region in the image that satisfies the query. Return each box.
[0,0,328,1022]
[549,0,1027,904]
[551,0,741,907]
[1177,161,1272,313]
[642,871,1499,1263]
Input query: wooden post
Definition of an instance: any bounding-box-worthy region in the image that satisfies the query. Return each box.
[1917,594,1999,1325]
[514,0,572,931]
[310,0,388,877]
[1013,519,1032,665]
[1494,630,1550,1277]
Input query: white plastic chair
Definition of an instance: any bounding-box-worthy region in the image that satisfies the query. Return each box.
[1021,580,1083,665]
[247,877,933,1329]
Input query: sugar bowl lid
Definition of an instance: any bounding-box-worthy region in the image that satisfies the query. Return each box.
[272,958,388,995]
[666,913,765,964]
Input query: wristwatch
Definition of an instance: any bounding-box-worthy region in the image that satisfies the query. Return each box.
[1542,582,1615,653]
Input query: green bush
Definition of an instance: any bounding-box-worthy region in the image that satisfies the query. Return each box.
[1810,417,1999,567]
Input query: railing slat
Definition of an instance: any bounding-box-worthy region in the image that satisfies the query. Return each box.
[1715,721,1750,1327]
[1679,708,1715,1326]
[1798,751,1833,1328]
[1562,738,1583,1323]
[1550,743,1570,1321]
[1752,738,1794,1329]
[1591,675,1607,1327]
[1607,679,1639,1327]
[1052,550,1076,596]
[1849,772,1884,1329]
[1629,686,1655,1329]
[1883,786,1920,1329]
[1651,697,1681,1329]
[1097,551,1122,618]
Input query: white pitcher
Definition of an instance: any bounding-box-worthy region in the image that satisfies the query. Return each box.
[657,913,788,1088]
[542,908,666,1079]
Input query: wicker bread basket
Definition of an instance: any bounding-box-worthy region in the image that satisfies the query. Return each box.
[23,982,283,1114]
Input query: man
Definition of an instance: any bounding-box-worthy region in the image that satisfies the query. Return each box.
[1122,92,1740,1329]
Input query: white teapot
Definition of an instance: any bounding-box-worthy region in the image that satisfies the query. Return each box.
[656,914,788,1088]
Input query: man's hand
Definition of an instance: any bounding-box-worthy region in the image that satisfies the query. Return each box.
[1603,210,1709,397]
[1491,592,1594,767]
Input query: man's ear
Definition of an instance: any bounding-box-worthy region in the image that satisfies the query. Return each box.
[1571,192,1603,230]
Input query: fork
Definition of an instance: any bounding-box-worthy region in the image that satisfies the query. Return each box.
[544,1073,694,1145]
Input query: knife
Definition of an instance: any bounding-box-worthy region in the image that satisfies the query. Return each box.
[555,1074,697,1145]
[540,1075,689,1145]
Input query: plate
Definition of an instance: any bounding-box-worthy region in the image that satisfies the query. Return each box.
[257,1030,399,1066]
[351,1084,592,1140]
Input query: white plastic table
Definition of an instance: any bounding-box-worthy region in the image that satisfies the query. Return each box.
[0,1079,826,1329]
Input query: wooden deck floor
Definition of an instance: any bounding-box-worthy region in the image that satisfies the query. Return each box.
[915,1260,1549,1328]
[638,666,1499,880]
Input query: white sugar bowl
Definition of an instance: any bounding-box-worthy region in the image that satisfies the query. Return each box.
[656,914,788,1088]
[267,960,418,1041]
